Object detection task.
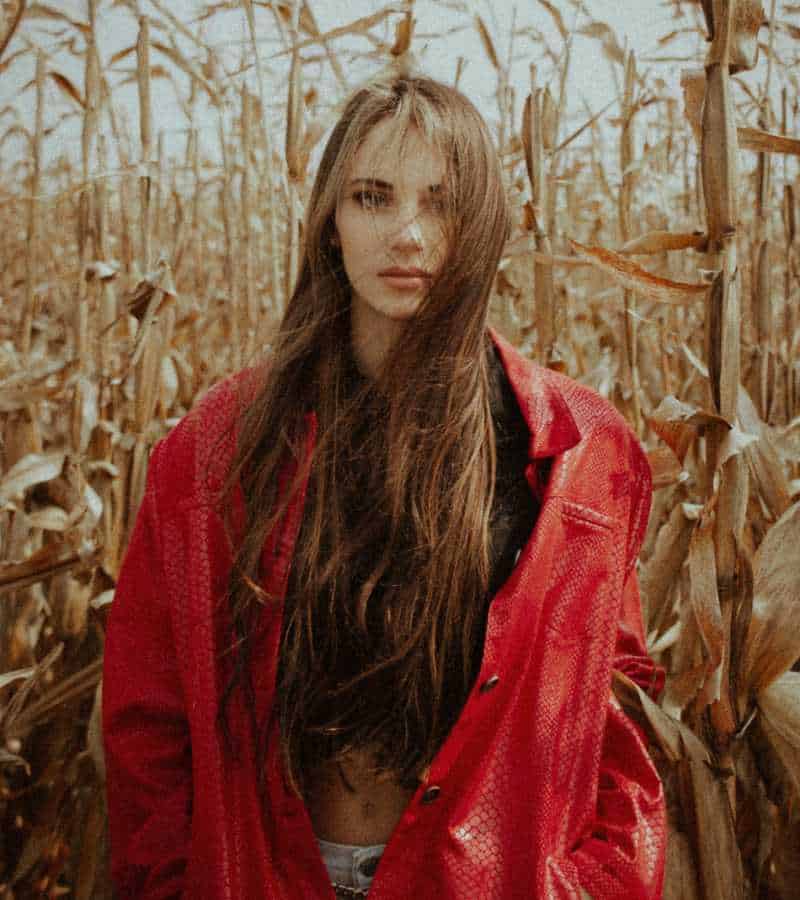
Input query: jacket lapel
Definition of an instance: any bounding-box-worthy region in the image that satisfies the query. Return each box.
[488,326,581,460]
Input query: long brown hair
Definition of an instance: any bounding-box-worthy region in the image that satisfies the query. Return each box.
[216,73,511,795]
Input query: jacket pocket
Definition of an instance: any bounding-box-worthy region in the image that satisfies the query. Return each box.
[539,499,620,644]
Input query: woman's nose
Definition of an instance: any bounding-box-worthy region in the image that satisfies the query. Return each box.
[390,210,424,249]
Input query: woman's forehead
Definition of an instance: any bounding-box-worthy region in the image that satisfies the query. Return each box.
[347,119,446,188]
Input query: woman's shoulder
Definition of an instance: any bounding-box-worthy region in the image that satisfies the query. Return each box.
[148,362,268,507]
[540,365,643,453]
[491,330,644,464]
[492,335,651,553]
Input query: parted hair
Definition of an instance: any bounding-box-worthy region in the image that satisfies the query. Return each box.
[216,72,512,796]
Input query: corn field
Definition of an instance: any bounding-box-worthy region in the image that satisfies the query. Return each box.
[1,0,799,896]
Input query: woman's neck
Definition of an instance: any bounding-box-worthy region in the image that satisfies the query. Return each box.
[349,300,405,380]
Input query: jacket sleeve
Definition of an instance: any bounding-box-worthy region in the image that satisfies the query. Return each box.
[566,438,667,900]
[102,437,191,900]
[567,568,667,900]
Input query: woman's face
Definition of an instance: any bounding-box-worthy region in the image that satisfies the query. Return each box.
[334,118,449,326]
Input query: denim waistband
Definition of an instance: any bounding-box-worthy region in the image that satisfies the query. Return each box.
[317,836,386,891]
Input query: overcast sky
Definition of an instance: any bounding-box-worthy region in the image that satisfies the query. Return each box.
[0,1,737,176]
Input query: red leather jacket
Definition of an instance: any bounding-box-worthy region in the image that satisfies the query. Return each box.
[103,328,666,899]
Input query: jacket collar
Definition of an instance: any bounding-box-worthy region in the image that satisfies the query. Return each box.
[487,326,581,460]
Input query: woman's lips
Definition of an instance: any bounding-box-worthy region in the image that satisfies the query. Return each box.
[379,273,430,289]
[378,268,431,290]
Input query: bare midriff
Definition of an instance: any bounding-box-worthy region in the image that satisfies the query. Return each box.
[305,747,416,845]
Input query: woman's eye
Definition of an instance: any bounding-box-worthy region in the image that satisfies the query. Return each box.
[355,191,388,209]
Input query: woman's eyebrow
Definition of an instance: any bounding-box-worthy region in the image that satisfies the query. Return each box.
[348,177,443,192]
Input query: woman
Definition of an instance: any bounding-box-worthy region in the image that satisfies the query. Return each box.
[103,74,666,899]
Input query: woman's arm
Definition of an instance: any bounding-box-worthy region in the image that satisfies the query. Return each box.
[102,438,192,900]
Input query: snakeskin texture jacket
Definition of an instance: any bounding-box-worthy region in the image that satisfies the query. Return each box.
[103,327,667,899]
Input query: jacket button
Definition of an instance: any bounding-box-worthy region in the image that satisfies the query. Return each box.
[421,785,441,804]
[480,674,500,693]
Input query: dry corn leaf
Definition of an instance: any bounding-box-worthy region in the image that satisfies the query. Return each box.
[0,541,100,596]
[681,742,745,900]
[48,71,84,109]
[0,746,28,773]
[0,2,25,64]
[0,358,77,412]
[620,230,708,255]
[159,353,179,415]
[577,21,625,66]
[553,97,616,155]
[783,184,797,242]
[738,388,791,521]
[151,39,220,106]
[90,589,114,610]
[0,666,34,691]
[6,658,103,739]
[649,619,681,656]
[681,346,791,519]
[11,823,56,884]
[717,423,758,467]
[521,94,538,199]
[612,670,710,764]
[274,6,404,55]
[688,514,723,708]
[24,3,90,34]
[107,43,135,67]
[0,450,65,504]
[74,787,106,899]
[26,505,70,531]
[71,375,99,455]
[569,240,709,305]
[87,680,105,782]
[680,67,705,144]
[640,502,698,633]
[666,581,708,717]
[84,260,117,281]
[663,829,702,900]
[536,0,568,40]
[738,126,800,157]
[128,436,150,524]
[1,642,63,732]
[474,15,499,70]
[743,500,800,693]
[66,479,103,535]
[774,416,800,463]
[135,328,164,431]
[648,395,729,465]
[648,446,685,490]
[540,86,557,152]
[758,671,800,796]
[390,11,414,56]
[127,262,177,371]
[120,264,171,323]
